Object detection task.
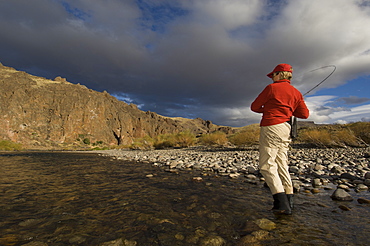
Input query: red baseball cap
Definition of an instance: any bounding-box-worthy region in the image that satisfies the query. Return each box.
[267,63,293,78]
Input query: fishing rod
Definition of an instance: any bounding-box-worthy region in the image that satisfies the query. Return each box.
[303,65,337,96]
[290,65,337,138]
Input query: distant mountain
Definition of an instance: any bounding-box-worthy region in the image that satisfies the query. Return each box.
[0,63,233,149]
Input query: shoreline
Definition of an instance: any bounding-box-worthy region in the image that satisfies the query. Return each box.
[94,146,370,201]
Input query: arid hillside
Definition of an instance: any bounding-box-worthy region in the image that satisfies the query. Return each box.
[0,63,233,149]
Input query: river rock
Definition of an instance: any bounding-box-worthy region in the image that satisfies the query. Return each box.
[338,205,351,211]
[100,238,137,246]
[364,172,370,179]
[254,218,276,231]
[97,147,370,200]
[331,188,354,201]
[68,235,86,244]
[355,184,368,192]
[340,173,359,181]
[289,166,300,174]
[357,198,370,204]
[199,235,226,246]
[312,178,322,187]
[21,242,48,246]
[237,230,269,245]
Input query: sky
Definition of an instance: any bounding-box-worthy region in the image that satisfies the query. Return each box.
[1,0,370,127]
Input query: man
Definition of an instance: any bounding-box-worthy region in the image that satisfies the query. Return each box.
[251,63,309,215]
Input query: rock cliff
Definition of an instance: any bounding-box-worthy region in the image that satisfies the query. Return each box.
[0,63,233,149]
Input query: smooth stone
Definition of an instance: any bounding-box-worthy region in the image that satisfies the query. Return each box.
[238,230,269,245]
[338,205,351,211]
[358,198,370,204]
[355,184,368,192]
[331,188,354,201]
[254,218,276,231]
[340,173,359,181]
[312,178,322,187]
[21,242,49,246]
[364,172,370,179]
[199,235,226,246]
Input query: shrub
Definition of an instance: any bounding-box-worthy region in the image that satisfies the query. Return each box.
[0,140,23,151]
[153,134,176,149]
[153,131,196,149]
[229,124,260,146]
[198,131,228,146]
[173,131,196,148]
[130,135,155,149]
[83,138,91,145]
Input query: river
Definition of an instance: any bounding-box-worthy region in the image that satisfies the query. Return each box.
[0,151,369,245]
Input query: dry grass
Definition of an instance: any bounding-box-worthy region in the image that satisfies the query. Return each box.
[297,129,335,147]
[198,131,228,147]
[130,131,196,149]
[347,122,370,144]
[229,124,260,147]
[154,131,196,149]
[295,122,370,147]
[130,135,155,150]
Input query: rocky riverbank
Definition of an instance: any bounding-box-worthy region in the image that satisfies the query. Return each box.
[97,147,370,203]
[2,150,369,246]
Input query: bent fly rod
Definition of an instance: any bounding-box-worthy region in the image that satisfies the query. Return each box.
[290,65,337,138]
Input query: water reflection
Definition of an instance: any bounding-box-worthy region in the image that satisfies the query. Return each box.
[0,152,369,245]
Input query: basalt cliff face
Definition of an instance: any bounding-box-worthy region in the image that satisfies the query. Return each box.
[0,63,233,149]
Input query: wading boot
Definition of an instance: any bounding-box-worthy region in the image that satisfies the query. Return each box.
[287,194,294,210]
[272,193,292,215]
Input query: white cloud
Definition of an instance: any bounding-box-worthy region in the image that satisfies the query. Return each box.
[192,0,264,29]
[305,95,370,124]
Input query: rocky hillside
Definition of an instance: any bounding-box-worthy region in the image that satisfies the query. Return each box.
[0,63,233,149]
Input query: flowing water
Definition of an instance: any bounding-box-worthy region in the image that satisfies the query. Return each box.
[0,152,369,246]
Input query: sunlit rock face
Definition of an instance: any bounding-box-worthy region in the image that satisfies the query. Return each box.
[0,63,232,148]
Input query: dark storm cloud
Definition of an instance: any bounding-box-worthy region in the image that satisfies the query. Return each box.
[1,0,370,126]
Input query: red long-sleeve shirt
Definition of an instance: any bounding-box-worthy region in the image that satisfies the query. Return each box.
[251,79,309,126]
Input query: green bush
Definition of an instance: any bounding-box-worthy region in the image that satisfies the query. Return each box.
[0,140,23,151]
[83,138,91,145]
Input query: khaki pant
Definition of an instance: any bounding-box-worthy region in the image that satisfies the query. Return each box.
[259,122,293,195]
